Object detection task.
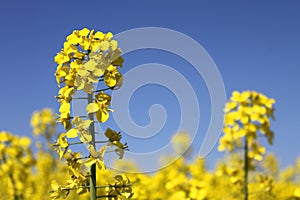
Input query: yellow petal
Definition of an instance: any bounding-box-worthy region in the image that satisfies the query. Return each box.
[105,32,113,40]
[86,103,100,113]
[19,137,31,147]
[66,128,78,138]
[85,157,96,167]
[96,109,109,123]
[79,28,90,37]
[84,59,97,71]
[93,67,104,77]
[83,119,93,129]
[94,31,104,40]
[59,102,70,114]
[294,188,300,197]
[110,40,118,50]
[51,180,60,191]
[79,130,92,143]
[100,40,110,51]
[88,144,97,157]
[96,160,106,170]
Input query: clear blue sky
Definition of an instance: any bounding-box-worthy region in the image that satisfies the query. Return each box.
[0,1,299,170]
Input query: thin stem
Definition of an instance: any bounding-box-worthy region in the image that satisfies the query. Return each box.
[56,116,88,120]
[96,195,117,198]
[72,97,89,100]
[96,184,131,189]
[88,93,97,200]
[70,116,89,119]
[244,136,249,200]
[52,140,109,147]
[94,87,114,93]
[77,156,90,160]
[95,140,109,144]
[49,184,132,192]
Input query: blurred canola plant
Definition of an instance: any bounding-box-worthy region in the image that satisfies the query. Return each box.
[1,91,300,199]
[218,91,275,200]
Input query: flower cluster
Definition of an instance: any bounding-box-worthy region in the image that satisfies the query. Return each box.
[54,28,124,129]
[219,91,275,161]
[52,28,131,199]
[31,108,56,144]
[0,132,34,199]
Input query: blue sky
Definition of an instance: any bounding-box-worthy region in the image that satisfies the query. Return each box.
[0,1,299,170]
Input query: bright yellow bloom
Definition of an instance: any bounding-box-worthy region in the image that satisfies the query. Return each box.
[54,133,69,158]
[218,90,275,155]
[64,151,83,177]
[57,86,75,102]
[104,65,123,88]
[103,128,128,159]
[86,91,112,123]
[31,108,56,137]
[66,116,93,143]
[85,144,106,170]
[50,180,69,199]
[248,142,266,161]
[54,28,124,129]
[294,188,300,197]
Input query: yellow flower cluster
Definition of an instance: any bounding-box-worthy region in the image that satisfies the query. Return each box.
[52,28,131,199]
[0,131,34,199]
[31,108,56,140]
[0,129,132,199]
[50,151,89,199]
[54,28,124,129]
[112,151,300,200]
[2,100,300,199]
[219,90,275,161]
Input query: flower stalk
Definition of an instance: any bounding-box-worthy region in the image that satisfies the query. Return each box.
[88,93,96,200]
[244,136,249,200]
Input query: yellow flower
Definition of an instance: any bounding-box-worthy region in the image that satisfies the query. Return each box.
[0,131,13,142]
[54,51,70,65]
[248,142,266,161]
[104,65,123,88]
[106,174,133,199]
[57,86,75,102]
[105,128,121,142]
[50,180,69,200]
[86,92,112,123]
[55,64,69,87]
[30,108,56,136]
[66,116,93,143]
[54,133,69,158]
[218,90,275,156]
[294,188,300,198]
[85,144,106,170]
[103,128,128,159]
[64,151,82,176]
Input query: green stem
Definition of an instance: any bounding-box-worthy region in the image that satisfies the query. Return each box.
[49,184,132,192]
[244,136,249,200]
[88,93,96,200]
[94,87,114,93]
[53,140,109,147]
[96,195,117,198]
